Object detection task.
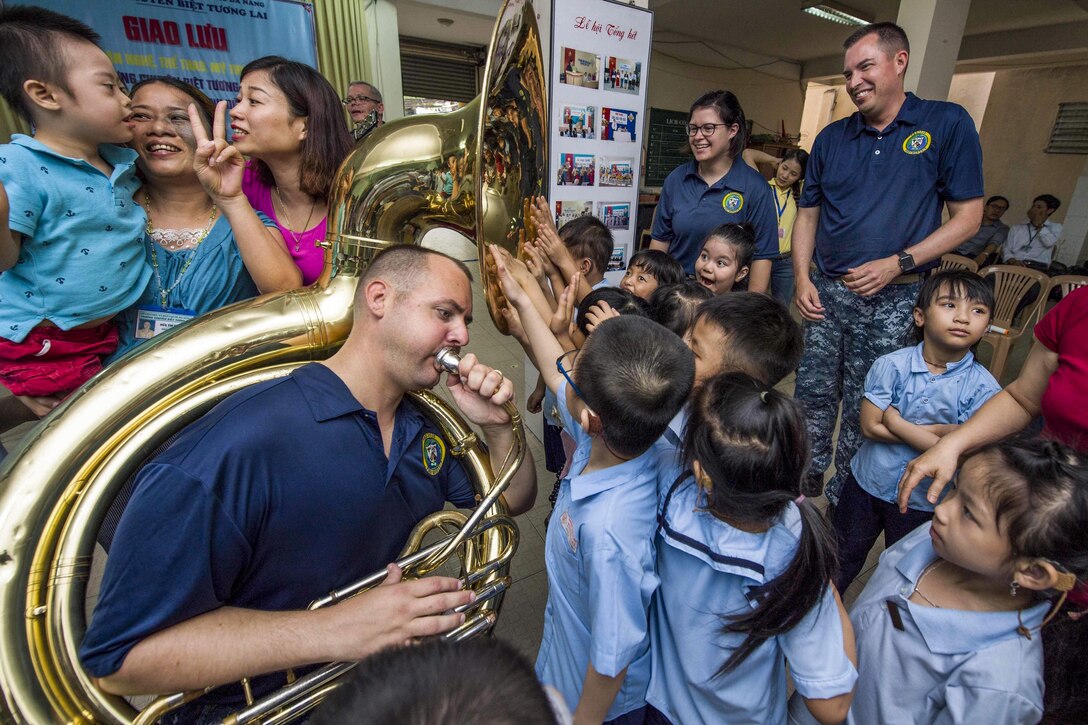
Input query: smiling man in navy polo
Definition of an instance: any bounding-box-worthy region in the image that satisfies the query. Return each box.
[791,22,984,505]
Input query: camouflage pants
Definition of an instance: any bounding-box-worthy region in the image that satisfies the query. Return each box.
[795,272,921,504]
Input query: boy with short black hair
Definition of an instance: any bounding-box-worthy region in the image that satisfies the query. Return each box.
[0,6,150,413]
[833,269,1000,592]
[688,292,804,389]
[493,245,694,724]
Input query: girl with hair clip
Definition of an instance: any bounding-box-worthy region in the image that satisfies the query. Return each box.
[792,436,1088,724]
[646,373,857,725]
[221,56,352,285]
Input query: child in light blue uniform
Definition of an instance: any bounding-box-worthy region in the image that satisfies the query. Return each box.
[648,373,857,725]
[834,270,1000,592]
[792,437,1088,724]
[653,291,805,487]
[495,247,694,724]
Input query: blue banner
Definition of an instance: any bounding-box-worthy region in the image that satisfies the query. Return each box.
[35,0,317,103]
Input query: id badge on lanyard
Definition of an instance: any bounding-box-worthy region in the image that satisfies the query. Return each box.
[134,305,196,339]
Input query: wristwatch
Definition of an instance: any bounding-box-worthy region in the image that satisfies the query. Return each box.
[897,251,917,273]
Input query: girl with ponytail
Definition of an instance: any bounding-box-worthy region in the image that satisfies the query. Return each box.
[645,372,857,724]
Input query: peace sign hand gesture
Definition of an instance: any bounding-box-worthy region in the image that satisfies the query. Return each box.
[189,101,245,201]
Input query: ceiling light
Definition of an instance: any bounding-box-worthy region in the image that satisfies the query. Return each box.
[802,1,873,26]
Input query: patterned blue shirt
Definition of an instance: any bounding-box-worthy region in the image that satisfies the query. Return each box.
[0,135,150,341]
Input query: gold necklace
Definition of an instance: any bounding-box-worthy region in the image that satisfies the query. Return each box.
[144,192,217,308]
[272,186,317,253]
[913,558,945,608]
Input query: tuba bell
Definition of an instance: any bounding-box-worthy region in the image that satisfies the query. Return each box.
[0,0,546,721]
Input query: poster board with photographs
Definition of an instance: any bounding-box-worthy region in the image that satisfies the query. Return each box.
[550,0,653,285]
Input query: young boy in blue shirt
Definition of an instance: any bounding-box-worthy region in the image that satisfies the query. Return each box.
[493,245,694,724]
[833,270,1000,593]
[0,7,150,415]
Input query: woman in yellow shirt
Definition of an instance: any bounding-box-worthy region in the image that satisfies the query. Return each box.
[742,148,809,307]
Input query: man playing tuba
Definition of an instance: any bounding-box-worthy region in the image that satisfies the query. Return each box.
[80,246,537,722]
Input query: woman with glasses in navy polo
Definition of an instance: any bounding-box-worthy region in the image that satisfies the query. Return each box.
[649,90,778,293]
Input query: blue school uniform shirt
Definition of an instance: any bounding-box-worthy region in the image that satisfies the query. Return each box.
[652,405,687,486]
[652,160,779,274]
[0,135,150,342]
[789,523,1046,725]
[650,475,857,725]
[852,343,1000,511]
[536,378,660,720]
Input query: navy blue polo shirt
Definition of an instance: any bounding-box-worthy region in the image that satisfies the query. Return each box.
[799,93,983,276]
[652,159,779,274]
[80,363,474,703]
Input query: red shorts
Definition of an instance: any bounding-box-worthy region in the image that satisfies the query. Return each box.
[0,322,119,397]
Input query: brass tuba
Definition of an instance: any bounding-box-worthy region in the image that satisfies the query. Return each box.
[0,0,546,721]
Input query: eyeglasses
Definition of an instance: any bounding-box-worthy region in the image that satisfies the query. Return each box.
[556,350,586,401]
[342,95,380,105]
[686,123,729,137]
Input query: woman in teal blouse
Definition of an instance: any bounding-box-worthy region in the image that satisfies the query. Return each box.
[112,77,300,358]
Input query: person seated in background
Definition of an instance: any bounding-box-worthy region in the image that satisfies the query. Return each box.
[953,194,1009,267]
[310,638,568,725]
[1002,194,1062,272]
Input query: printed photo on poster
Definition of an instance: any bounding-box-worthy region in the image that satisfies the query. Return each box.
[603,57,642,95]
[559,47,600,89]
[559,105,596,138]
[598,202,631,230]
[558,153,596,186]
[600,107,637,142]
[607,245,627,272]
[556,200,594,226]
[598,157,633,188]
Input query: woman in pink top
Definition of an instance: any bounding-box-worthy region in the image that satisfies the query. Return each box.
[232,56,353,285]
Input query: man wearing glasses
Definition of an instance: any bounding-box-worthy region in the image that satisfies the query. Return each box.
[343,80,384,141]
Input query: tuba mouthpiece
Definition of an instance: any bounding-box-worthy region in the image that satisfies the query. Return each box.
[435,347,462,373]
